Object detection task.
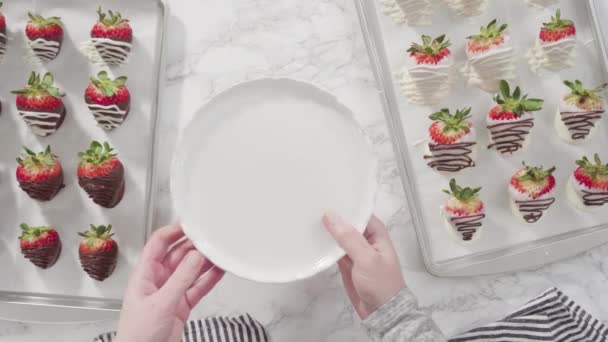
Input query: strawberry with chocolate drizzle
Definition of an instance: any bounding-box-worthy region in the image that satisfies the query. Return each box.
[11,72,66,137]
[509,163,557,223]
[442,179,485,242]
[78,141,125,208]
[424,108,477,172]
[25,13,64,62]
[569,154,608,208]
[19,223,62,269]
[487,80,544,154]
[91,7,132,65]
[16,145,64,201]
[85,71,130,130]
[557,80,607,142]
[0,2,7,60]
[79,224,118,281]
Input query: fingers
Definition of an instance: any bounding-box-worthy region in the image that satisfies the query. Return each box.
[185,266,225,306]
[163,238,196,270]
[158,250,210,304]
[364,215,390,245]
[141,224,185,262]
[323,211,374,262]
[337,256,360,309]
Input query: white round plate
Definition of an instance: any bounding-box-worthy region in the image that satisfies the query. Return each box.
[171,78,377,283]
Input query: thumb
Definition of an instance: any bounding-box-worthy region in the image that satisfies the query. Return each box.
[158,250,205,304]
[323,211,374,262]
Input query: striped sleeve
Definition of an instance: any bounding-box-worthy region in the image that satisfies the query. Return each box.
[362,288,446,342]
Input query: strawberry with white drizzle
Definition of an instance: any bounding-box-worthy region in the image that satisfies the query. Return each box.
[462,19,516,92]
[528,9,577,73]
[11,72,66,137]
[25,13,64,62]
[509,164,557,223]
[84,71,130,130]
[90,7,132,65]
[568,154,608,209]
[555,80,607,143]
[486,80,544,154]
[400,34,454,105]
[0,2,7,61]
[442,178,485,242]
[424,108,477,172]
[443,0,488,17]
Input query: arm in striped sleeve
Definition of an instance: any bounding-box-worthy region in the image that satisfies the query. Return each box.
[362,288,446,342]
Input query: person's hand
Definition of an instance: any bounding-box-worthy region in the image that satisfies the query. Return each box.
[323,212,406,320]
[115,224,225,342]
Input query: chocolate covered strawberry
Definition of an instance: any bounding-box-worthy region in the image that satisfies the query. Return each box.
[11,72,66,137]
[556,80,607,143]
[85,71,130,130]
[25,13,63,62]
[19,223,62,269]
[442,179,485,242]
[528,9,577,72]
[79,224,118,281]
[91,7,132,65]
[401,35,453,105]
[463,20,515,92]
[509,164,557,223]
[486,80,543,154]
[568,154,608,209]
[16,146,64,201]
[78,141,125,208]
[424,108,476,172]
[0,2,7,60]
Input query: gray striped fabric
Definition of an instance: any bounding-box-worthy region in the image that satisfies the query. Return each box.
[450,287,608,342]
[93,314,269,342]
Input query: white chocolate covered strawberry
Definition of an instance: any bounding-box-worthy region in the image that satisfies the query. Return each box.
[380,0,435,26]
[555,80,606,143]
[509,164,557,223]
[462,20,516,92]
[567,154,608,210]
[399,35,453,105]
[424,108,476,172]
[487,81,544,155]
[528,10,577,73]
[442,179,485,242]
[443,0,488,17]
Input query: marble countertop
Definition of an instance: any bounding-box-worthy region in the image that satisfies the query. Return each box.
[3,0,608,340]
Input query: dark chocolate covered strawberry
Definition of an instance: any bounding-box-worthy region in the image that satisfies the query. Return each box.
[20,223,62,269]
[11,72,66,137]
[78,141,125,208]
[79,224,118,281]
[85,71,130,130]
[16,146,64,201]
[26,13,63,62]
[0,2,7,60]
[91,7,132,65]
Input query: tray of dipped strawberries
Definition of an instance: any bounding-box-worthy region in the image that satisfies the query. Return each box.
[355,0,608,276]
[0,0,167,311]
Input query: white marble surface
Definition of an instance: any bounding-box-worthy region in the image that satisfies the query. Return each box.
[3,0,608,340]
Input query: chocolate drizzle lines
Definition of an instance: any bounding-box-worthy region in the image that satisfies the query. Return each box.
[560,110,604,140]
[515,198,556,223]
[450,214,485,241]
[424,142,476,172]
[582,190,608,207]
[22,239,61,269]
[79,247,118,281]
[487,118,534,154]
[78,163,125,208]
[18,172,65,201]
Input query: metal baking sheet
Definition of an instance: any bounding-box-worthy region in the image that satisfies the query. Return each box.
[0,0,166,311]
[355,0,608,276]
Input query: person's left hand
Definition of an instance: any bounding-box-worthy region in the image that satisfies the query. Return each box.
[115,224,225,342]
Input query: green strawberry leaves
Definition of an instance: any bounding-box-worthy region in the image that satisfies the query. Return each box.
[429,107,472,133]
[16,145,57,169]
[78,224,114,246]
[495,80,544,115]
[467,19,508,41]
[19,223,52,240]
[91,71,128,97]
[576,154,608,179]
[97,6,128,26]
[516,163,556,182]
[27,13,63,28]
[407,34,451,56]
[544,9,574,31]
[11,72,64,99]
[563,79,607,106]
[78,141,117,166]
[443,178,481,201]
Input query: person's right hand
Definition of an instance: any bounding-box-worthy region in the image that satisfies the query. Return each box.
[323,211,406,320]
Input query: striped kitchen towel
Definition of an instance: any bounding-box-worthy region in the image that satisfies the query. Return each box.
[93,314,269,342]
[450,287,608,342]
